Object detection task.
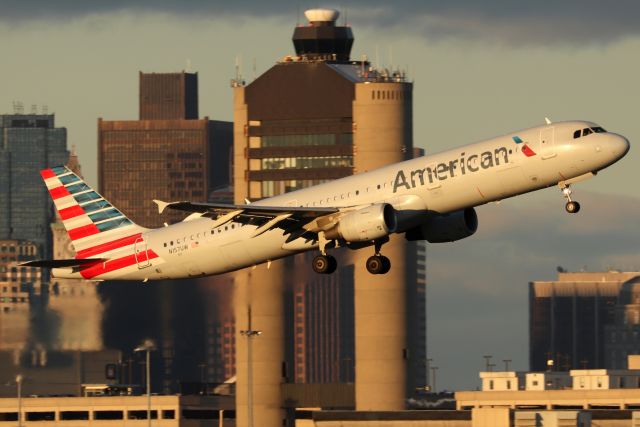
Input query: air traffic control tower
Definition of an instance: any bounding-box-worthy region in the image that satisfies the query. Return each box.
[232,9,424,427]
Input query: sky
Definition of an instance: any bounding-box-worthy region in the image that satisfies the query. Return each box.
[1,1,639,390]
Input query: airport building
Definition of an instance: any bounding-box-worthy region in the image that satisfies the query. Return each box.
[0,395,234,426]
[529,271,640,371]
[231,8,426,427]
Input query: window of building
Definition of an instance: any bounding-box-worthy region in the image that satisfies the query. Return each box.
[489,380,494,390]
[26,412,56,421]
[162,410,175,419]
[94,411,125,420]
[61,411,89,420]
[182,410,217,420]
[0,413,18,422]
[128,410,158,420]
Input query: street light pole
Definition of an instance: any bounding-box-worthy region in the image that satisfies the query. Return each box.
[425,358,433,390]
[240,305,262,427]
[430,367,438,393]
[503,359,512,372]
[134,339,156,427]
[483,355,492,371]
[16,374,22,427]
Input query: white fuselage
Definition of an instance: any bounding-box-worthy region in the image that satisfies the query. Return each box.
[54,121,629,281]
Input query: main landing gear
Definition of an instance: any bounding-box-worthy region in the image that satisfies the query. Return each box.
[366,240,391,275]
[312,254,337,274]
[311,234,391,275]
[312,232,337,274]
[560,184,581,214]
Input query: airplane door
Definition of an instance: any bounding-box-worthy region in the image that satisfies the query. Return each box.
[134,237,151,269]
[540,127,556,159]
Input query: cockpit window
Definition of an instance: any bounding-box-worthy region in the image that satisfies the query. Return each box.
[574,126,607,139]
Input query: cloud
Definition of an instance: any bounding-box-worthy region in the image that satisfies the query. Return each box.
[2,1,639,46]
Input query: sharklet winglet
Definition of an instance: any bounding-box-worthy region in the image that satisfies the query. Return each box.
[153,199,170,214]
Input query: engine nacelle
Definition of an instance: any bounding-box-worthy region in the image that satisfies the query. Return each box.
[325,204,397,242]
[405,208,478,243]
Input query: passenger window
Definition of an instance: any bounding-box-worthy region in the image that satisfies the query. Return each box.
[573,130,581,139]
[356,190,360,195]
[583,128,592,136]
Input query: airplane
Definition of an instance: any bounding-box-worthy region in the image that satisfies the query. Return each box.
[24,120,629,281]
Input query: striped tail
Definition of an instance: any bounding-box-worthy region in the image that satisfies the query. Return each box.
[41,166,148,259]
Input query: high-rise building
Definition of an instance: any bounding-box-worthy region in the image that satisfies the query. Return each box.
[98,71,232,228]
[0,240,41,353]
[529,271,639,371]
[97,71,234,393]
[139,71,199,120]
[232,8,425,426]
[604,276,640,369]
[0,113,69,258]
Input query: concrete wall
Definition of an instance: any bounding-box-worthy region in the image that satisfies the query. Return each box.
[233,86,286,427]
[351,82,413,410]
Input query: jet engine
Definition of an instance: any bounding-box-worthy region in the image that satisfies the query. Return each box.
[405,208,478,243]
[325,204,397,242]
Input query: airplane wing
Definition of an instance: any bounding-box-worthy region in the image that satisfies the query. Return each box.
[156,200,339,218]
[154,200,345,238]
[21,258,106,268]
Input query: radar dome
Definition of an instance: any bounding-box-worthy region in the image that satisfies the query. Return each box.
[305,8,340,23]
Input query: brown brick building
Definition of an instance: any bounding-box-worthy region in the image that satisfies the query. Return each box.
[98,71,232,228]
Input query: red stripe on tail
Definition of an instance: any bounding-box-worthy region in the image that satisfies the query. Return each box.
[76,233,142,259]
[59,205,85,220]
[80,250,159,279]
[49,186,71,200]
[68,223,100,241]
[40,169,56,179]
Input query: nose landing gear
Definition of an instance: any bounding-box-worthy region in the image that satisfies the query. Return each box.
[560,184,581,214]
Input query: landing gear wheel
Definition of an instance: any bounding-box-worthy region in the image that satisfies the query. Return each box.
[560,185,580,214]
[380,256,391,274]
[312,254,337,274]
[565,201,581,214]
[366,255,391,275]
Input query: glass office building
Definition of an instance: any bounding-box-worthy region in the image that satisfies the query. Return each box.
[0,114,68,259]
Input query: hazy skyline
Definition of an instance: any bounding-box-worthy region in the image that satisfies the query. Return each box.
[1,1,638,389]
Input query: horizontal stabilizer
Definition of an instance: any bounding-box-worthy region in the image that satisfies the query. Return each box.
[21,258,105,268]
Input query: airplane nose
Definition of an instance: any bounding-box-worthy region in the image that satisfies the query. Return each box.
[610,134,630,160]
